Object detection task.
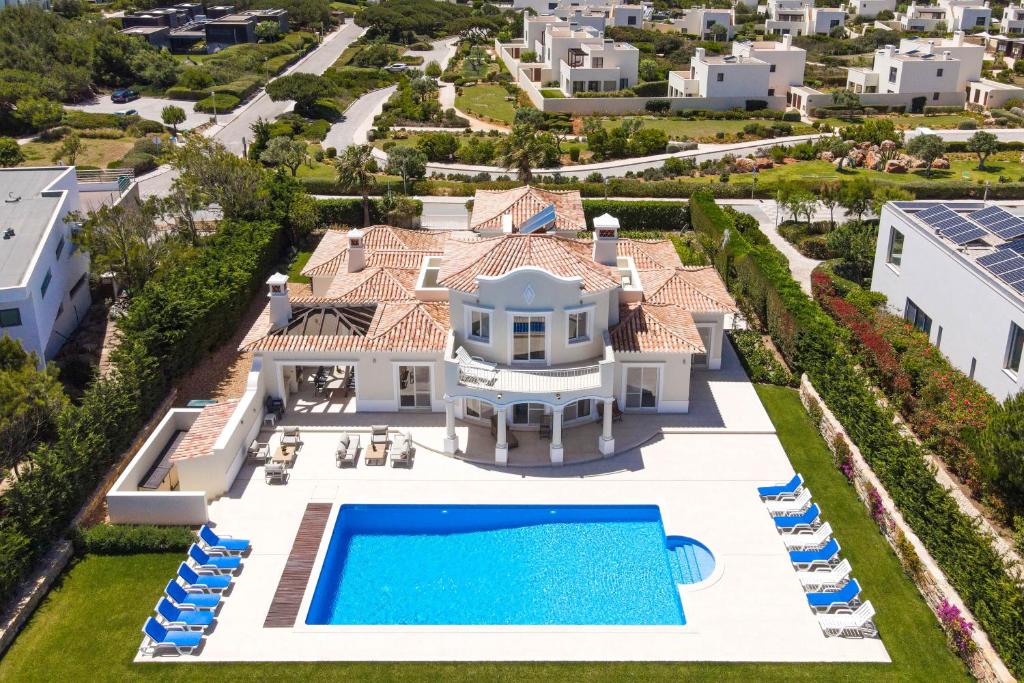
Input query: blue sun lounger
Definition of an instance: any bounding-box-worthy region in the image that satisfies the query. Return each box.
[773,503,821,531]
[790,538,841,570]
[156,597,215,631]
[758,473,803,500]
[188,544,242,574]
[806,578,862,613]
[165,580,220,611]
[178,563,231,592]
[141,617,203,656]
[198,525,250,556]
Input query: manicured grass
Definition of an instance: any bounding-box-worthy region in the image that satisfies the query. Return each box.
[19,137,136,168]
[600,116,816,142]
[455,84,517,123]
[0,386,969,681]
[812,113,981,130]
[540,88,565,98]
[288,250,313,283]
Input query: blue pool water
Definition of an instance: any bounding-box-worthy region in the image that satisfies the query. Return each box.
[306,504,687,625]
[666,536,716,584]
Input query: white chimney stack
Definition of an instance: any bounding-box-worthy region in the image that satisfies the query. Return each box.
[953,30,965,45]
[347,228,365,273]
[782,34,792,48]
[943,50,952,60]
[501,212,514,233]
[592,213,620,266]
[267,272,291,328]
[695,46,706,61]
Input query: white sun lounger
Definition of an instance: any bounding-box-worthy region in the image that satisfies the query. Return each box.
[455,346,498,386]
[782,522,833,551]
[797,559,853,592]
[766,488,813,515]
[818,601,877,638]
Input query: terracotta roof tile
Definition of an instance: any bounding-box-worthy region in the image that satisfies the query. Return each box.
[302,226,448,277]
[643,266,737,312]
[437,234,618,293]
[470,186,586,232]
[610,303,705,354]
[170,400,240,462]
[617,239,682,270]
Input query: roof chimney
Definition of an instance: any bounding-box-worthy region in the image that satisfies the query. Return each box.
[782,34,792,48]
[592,213,620,266]
[347,228,365,273]
[266,272,291,328]
[953,30,965,45]
[885,45,895,58]
[943,50,952,60]
[501,213,514,233]
[695,46,706,61]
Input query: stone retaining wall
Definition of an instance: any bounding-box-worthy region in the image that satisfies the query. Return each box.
[799,374,1014,682]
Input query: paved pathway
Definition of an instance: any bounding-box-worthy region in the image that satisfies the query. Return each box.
[65,96,208,132]
[728,201,823,294]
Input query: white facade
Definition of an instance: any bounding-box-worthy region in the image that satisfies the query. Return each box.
[898,32,983,90]
[514,0,649,27]
[871,202,1024,400]
[897,0,991,32]
[766,0,845,35]
[1000,3,1024,34]
[845,45,962,100]
[668,36,806,104]
[847,0,896,18]
[673,7,735,40]
[0,168,91,363]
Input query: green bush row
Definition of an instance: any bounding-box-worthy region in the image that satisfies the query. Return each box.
[581,200,688,231]
[74,524,195,555]
[195,93,241,114]
[314,197,424,227]
[729,329,798,387]
[164,86,209,101]
[689,190,1024,675]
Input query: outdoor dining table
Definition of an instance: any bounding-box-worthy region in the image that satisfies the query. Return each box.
[271,443,295,467]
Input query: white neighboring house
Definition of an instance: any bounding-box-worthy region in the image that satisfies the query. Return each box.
[671,7,735,40]
[766,0,846,35]
[897,0,991,32]
[847,0,896,19]
[513,0,649,27]
[667,36,807,107]
[0,168,91,363]
[871,201,1024,400]
[999,3,1024,34]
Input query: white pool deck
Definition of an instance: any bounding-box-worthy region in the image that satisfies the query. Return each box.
[138,356,890,664]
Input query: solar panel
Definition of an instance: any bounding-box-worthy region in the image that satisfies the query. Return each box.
[517,203,557,234]
[970,206,1024,240]
[917,205,988,244]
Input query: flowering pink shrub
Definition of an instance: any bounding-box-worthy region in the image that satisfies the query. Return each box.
[937,599,976,660]
[867,487,888,530]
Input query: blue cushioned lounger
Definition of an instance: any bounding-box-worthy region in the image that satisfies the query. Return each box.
[141,617,203,655]
[773,503,820,529]
[156,597,215,631]
[178,563,231,592]
[806,579,861,612]
[199,525,250,555]
[165,580,220,610]
[189,544,241,574]
[790,538,841,569]
[758,473,803,499]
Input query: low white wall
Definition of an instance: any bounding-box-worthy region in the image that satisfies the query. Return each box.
[538,93,790,115]
[106,408,210,525]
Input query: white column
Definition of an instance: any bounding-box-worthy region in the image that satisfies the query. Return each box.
[271,362,287,403]
[495,407,508,466]
[443,397,459,455]
[598,398,615,456]
[549,408,564,465]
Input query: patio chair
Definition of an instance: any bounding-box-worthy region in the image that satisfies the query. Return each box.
[757,473,804,501]
[597,399,623,423]
[389,431,413,468]
[177,563,231,593]
[155,597,215,631]
[164,580,220,611]
[265,395,284,419]
[248,439,270,463]
[265,461,287,484]
[789,538,841,571]
[806,578,862,614]
[188,544,242,575]
[765,488,814,516]
[781,522,833,551]
[336,432,360,468]
[773,503,821,533]
[818,601,877,638]
[140,617,203,656]
[197,525,250,556]
[455,346,498,386]
[281,426,302,448]
[796,558,853,592]
[371,425,389,447]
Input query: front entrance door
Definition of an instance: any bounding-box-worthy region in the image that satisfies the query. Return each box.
[624,366,659,410]
[398,365,431,409]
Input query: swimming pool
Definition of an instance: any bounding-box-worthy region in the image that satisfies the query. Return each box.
[305,504,687,626]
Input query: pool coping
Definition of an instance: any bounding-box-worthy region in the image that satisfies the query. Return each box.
[293,502,700,634]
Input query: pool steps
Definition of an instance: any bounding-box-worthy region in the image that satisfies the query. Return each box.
[666,545,705,584]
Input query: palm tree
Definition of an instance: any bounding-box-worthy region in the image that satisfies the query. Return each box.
[334,144,377,226]
[495,125,549,183]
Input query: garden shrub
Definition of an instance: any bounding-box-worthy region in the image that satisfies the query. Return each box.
[315,197,423,227]
[690,190,1024,675]
[730,330,797,386]
[164,86,208,101]
[61,111,134,130]
[127,119,165,136]
[195,94,240,113]
[74,524,194,555]
[582,200,688,231]
[110,152,158,175]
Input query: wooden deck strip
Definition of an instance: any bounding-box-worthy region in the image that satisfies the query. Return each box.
[263,502,332,628]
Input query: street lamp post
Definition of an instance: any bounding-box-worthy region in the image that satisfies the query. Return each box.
[751,166,758,200]
[210,90,217,125]
[984,180,991,203]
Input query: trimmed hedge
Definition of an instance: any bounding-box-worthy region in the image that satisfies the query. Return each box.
[164,86,208,101]
[690,190,1024,676]
[314,197,423,227]
[582,200,688,231]
[74,524,194,555]
[195,93,240,113]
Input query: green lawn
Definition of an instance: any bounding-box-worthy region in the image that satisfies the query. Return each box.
[601,116,816,142]
[288,250,313,283]
[19,137,138,168]
[0,386,968,682]
[454,84,517,124]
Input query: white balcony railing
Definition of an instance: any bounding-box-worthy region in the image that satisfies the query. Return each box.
[458,362,603,393]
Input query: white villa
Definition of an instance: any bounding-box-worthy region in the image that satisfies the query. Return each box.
[896,0,991,32]
[668,36,808,109]
[499,12,640,97]
[1000,3,1024,34]
[847,0,896,19]
[765,0,846,36]
[512,0,650,27]
[670,6,736,40]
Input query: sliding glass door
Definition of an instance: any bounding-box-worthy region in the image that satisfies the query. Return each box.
[624,366,659,410]
[398,365,431,409]
[512,315,546,362]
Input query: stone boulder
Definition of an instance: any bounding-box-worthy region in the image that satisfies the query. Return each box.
[931,156,950,170]
[865,150,883,171]
[884,159,908,173]
[819,151,834,162]
[847,149,866,167]
[734,157,756,172]
[909,157,928,169]
[753,157,774,170]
